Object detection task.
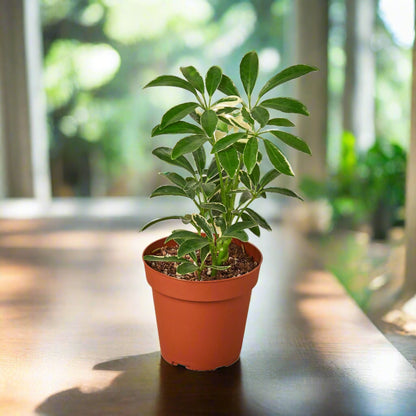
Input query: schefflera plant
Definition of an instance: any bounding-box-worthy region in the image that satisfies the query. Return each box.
[142,51,317,279]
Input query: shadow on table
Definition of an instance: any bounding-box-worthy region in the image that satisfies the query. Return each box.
[34,348,358,416]
[35,351,246,416]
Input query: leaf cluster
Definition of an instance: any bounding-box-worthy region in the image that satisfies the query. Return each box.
[142,51,316,278]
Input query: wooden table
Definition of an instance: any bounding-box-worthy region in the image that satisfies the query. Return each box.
[1,218,416,416]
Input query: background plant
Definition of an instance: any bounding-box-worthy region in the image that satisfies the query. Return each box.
[301,132,407,237]
[142,51,316,278]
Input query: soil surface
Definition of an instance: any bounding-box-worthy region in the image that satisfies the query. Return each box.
[146,242,258,281]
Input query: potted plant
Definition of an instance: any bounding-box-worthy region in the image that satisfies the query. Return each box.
[141,51,316,370]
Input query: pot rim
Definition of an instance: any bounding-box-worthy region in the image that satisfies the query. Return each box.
[142,236,263,285]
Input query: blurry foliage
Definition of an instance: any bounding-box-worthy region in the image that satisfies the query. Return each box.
[315,0,411,238]
[327,0,411,170]
[319,232,373,309]
[42,0,411,198]
[41,0,291,196]
[327,0,346,170]
[374,7,412,148]
[301,132,407,239]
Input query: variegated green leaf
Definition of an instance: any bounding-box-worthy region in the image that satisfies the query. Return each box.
[263,140,294,176]
[140,215,183,231]
[211,133,245,153]
[263,187,303,200]
[206,66,222,96]
[177,262,199,274]
[180,66,205,93]
[177,238,210,257]
[267,118,295,127]
[260,97,309,116]
[218,74,240,96]
[240,51,258,96]
[161,102,200,128]
[270,130,311,154]
[152,147,194,174]
[151,121,203,137]
[144,75,196,94]
[243,137,258,174]
[150,185,188,198]
[218,146,239,178]
[144,255,182,262]
[244,207,272,231]
[258,64,317,98]
[160,172,186,188]
[172,135,207,159]
[251,106,269,127]
[201,110,218,137]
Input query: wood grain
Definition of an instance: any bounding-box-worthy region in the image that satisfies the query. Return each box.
[1,219,416,415]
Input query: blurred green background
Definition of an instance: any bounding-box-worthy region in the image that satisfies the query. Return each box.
[42,0,294,197]
[41,0,411,224]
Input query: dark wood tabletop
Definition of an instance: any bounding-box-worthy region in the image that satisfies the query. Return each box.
[1,218,416,416]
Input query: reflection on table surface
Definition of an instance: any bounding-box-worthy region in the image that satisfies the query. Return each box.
[1,218,416,416]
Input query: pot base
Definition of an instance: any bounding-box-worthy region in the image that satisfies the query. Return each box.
[161,354,240,372]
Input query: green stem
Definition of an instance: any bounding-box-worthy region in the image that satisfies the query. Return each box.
[214,153,226,207]
[210,241,218,277]
[217,238,231,265]
[195,93,205,109]
[228,155,244,224]
[202,93,208,109]
[193,196,202,212]
[235,195,256,223]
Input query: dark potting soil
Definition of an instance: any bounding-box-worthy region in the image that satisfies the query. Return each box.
[146,242,258,281]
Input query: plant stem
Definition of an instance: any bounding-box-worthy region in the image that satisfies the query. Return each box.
[228,155,244,224]
[195,93,205,109]
[210,241,218,277]
[202,93,208,109]
[214,153,226,207]
[235,195,256,223]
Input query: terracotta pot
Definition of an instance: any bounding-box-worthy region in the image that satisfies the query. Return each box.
[143,237,262,371]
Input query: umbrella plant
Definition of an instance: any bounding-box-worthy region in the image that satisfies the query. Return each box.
[142,51,316,279]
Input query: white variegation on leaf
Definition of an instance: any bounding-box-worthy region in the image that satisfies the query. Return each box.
[214,130,227,141]
[211,96,242,111]
[225,113,253,132]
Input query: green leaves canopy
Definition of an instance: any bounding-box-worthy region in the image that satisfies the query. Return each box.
[142,51,315,277]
